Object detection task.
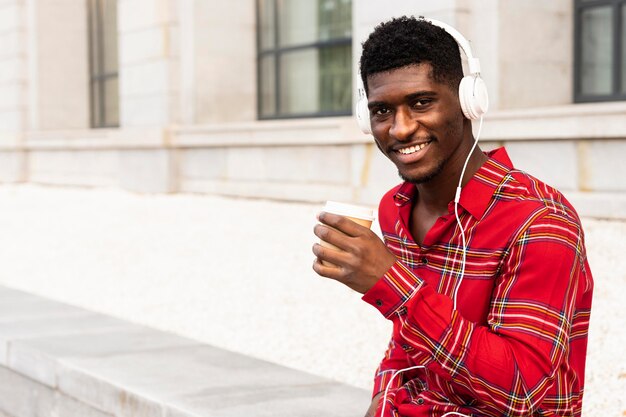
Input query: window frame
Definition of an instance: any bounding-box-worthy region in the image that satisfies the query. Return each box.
[574,0,626,102]
[87,0,119,128]
[255,0,353,120]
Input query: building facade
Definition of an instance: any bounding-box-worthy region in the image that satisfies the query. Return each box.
[0,0,624,218]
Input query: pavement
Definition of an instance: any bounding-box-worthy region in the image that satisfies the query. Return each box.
[0,184,623,416]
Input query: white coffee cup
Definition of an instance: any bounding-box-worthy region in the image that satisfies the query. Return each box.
[319,201,376,267]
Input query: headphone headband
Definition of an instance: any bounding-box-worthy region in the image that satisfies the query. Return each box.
[422,18,481,75]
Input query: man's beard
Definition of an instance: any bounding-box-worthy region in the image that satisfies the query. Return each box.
[399,157,447,184]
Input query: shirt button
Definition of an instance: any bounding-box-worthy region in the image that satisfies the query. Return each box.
[417,398,425,405]
[375,299,383,307]
[421,257,428,265]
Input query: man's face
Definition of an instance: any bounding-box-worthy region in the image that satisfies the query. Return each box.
[366,64,466,184]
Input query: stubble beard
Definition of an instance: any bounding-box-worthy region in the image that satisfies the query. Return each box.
[398,157,447,184]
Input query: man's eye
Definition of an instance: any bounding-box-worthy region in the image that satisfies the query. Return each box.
[373,108,390,115]
[413,99,432,107]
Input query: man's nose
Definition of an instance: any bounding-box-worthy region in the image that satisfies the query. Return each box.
[389,107,417,141]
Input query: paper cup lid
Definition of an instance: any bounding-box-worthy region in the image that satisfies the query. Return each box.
[323,201,375,221]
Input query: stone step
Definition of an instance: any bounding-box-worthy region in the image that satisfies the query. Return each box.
[0,286,369,417]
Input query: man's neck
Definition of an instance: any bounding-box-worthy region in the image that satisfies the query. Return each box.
[414,144,488,216]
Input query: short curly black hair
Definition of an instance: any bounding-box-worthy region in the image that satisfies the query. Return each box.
[359,16,464,94]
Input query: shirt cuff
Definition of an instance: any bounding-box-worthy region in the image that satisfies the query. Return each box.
[362,261,424,318]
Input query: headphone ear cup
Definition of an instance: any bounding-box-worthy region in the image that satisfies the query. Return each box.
[356,90,372,134]
[459,75,489,120]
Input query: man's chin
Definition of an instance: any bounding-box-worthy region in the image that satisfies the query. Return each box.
[398,166,443,185]
[399,172,431,184]
[397,155,447,185]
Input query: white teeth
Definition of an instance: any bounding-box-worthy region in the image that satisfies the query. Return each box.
[398,142,429,155]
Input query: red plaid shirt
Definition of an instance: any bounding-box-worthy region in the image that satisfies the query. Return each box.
[363,148,593,417]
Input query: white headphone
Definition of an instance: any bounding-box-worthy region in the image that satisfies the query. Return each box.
[355,18,489,134]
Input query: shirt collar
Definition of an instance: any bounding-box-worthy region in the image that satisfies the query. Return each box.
[392,182,415,206]
[458,147,513,219]
[392,147,514,219]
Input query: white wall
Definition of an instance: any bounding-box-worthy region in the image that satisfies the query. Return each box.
[33,0,90,130]
[184,0,256,124]
[0,0,27,134]
[496,0,572,109]
[0,0,27,182]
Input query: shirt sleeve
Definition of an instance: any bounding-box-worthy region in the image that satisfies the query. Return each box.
[363,211,587,416]
[371,338,410,398]
[366,264,432,399]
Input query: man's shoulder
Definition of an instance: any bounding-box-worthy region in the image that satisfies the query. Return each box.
[499,167,581,225]
[487,147,580,222]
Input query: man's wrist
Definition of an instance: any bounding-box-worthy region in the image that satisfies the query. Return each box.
[362,260,424,318]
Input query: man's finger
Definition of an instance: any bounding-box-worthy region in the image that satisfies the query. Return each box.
[312,257,347,282]
[318,212,368,237]
[311,242,352,270]
[313,223,353,251]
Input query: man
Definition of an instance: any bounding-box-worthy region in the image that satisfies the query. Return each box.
[312,16,593,417]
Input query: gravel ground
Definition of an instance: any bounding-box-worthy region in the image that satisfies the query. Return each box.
[0,184,623,416]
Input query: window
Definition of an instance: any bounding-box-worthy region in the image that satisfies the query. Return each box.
[574,0,626,102]
[257,0,353,119]
[88,0,119,127]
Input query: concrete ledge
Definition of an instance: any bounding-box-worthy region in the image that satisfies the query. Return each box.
[482,101,626,141]
[0,286,369,417]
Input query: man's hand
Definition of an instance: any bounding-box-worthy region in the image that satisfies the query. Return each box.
[312,212,397,294]
[364,392,383,417]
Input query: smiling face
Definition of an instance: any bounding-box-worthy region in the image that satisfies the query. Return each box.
[367,63,469,185]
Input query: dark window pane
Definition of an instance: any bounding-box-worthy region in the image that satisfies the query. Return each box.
[102,0,118,75]
[278,45,352,115]
[259,55,276,117]
[279,0,319,47]
[622,4,626,93]
[319,44,352,112]
[278,0,351,47]
[88,0,119,128]
[581,6,613,95]
[279,49,318,114]
[258,0,275,50]
[91,82,101,127]
[104,77,119,127]
[318,0,352,41]
[88,0,100,73]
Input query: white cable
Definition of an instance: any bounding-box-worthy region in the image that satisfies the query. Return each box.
[379,365,471,416]
[452,116,483,310]
[380,365,425,417]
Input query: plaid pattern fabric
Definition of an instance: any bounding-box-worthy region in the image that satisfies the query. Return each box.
[362,148,593,417]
